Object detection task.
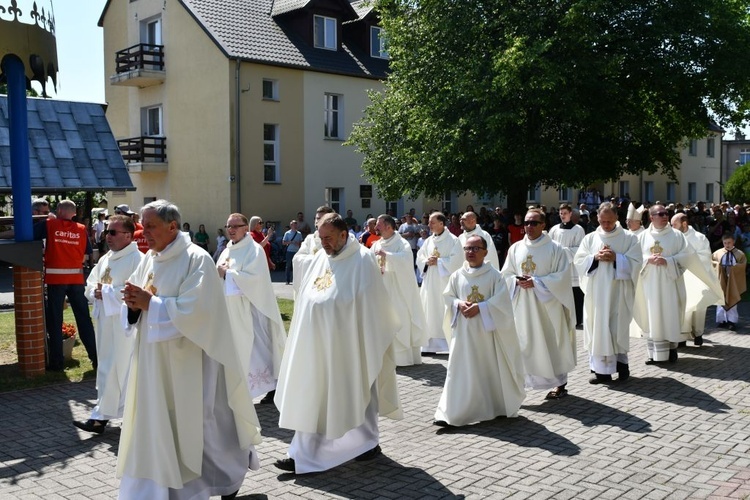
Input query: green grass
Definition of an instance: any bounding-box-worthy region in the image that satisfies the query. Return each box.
[0,297,295,393]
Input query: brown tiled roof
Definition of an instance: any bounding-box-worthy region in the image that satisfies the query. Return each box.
[0,97,134,193]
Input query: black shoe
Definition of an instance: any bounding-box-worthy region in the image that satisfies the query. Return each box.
[260,390,276,405]
[222,490,239,500]
[717,322,729,328]
[274,457,296,472]
[727,322,737,331]
[694,336,703,346]
[73,419,108,435]
[677,341,687,348]
[669,348,678,363]
[588,374,613,385]
[355,444,382,461]
[433,419,452,427]
[645,358,656,365]
[617,362,630,382]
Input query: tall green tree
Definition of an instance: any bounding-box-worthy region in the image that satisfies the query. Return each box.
[348,0,750,210]
[724,164,750,203]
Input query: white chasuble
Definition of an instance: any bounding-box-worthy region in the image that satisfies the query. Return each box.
[574,225,640,358]
[371,233,428,366]
[627,227,645,237]
[85,242,142,419]
[117,233,260,495]
[681,227,721,337]
[633,226,722,343]
[459,226,500,269]
[500,234,576,387]
[549,223,586,286]
[292,232,322,294]
[218,234,287,398]
[416,230,463,350]
[436,262,526,426]
[277,234,402,441]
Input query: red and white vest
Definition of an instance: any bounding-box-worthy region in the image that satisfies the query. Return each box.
[44,219,87,285]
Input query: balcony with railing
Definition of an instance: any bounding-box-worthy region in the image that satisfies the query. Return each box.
[109,43,165,87]
[117,136,168,172]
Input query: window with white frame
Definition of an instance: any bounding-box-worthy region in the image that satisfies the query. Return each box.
[314,15,337,50]
[262,79,278,100]
[324,93,343,139]
[441,191,454,214]
[740,149,750,165]
[558,186,572,202]
[666,182,676,202]
[370,26,389,59]
[619,180,629,198]
[706,138,715,158]
[688,182,697,202]
[263,124,279,183]
[706,183,714,203]
[142,105,162,136]
[326,188,342,213]
[688,139,698,156]
[644,181,654,203]
[527,184,540,203]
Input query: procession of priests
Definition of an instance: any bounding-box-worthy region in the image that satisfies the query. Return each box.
[68,200,743,496]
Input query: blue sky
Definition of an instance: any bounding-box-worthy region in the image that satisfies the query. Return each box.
[36,0,108,103]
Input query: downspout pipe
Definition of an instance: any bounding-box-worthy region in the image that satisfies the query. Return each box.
[235,58,242,213]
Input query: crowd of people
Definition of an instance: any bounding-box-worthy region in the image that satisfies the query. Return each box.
[7,194,747,498]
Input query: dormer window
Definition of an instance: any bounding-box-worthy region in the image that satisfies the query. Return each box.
[314,15,337,50]
[370,26,389,59]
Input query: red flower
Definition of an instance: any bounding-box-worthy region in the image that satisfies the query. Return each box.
[62,322,77,339]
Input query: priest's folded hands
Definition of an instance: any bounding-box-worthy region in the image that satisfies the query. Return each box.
[122,281,152,311]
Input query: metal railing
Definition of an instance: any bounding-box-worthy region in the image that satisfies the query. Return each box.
[115,43,165,73]
[117,136,167,163]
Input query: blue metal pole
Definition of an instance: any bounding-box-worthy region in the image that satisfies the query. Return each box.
[3,56,33,242]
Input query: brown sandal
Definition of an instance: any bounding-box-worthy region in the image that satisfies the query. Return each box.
[545,388,568,400]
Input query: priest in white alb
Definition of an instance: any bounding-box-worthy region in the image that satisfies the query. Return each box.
[435,235,525,427]
[671,212,721,347]
[574,203,641,384]
[500,208,576,400]
[632,205,722,364]
[458,211,499,269]
[416,212,463,353]
[549,204,586,327]
[120,200,261,500]
[371,214,428,366]
[275,213,402,475]
[292,205,334,294]
[217,212,287,403]
[75,215,143,434]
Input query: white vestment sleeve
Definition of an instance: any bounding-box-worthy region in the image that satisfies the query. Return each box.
[662,256,684,281]
[615,253,632,280]
[531,277,555,303]
[146,296,183,343]
[224,271,243,296]
[477,302,495,331]
[101,284,121,317]
[582,255,596,275]
[120,303,135,337]
[450,298,460,328]
[437,258,452,278]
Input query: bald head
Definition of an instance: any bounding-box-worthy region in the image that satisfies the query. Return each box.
[671,213,689,233]
[460,211,478,232]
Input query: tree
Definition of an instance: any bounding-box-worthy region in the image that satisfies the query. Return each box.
[348,0,750,210]
[0,82,39,97]
[723,164,750,203]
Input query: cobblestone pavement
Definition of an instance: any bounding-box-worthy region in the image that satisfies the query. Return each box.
[1,306,750,499]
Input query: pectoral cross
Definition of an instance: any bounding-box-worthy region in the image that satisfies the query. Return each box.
[100,267,113,284]
[521,255,536,275]
[650,241,663,254]
[145,272,158,295]
[466,285,485,303]
[431,247,441,258]
[313,269,333,291]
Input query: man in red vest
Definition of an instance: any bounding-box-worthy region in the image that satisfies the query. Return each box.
[34,199,97,371]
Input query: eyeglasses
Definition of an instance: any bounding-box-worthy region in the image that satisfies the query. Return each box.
[523,220,542,226]
[463,246,485,253]
[651,211,668,217]
[106,229,129,236]
[225,224,248,230]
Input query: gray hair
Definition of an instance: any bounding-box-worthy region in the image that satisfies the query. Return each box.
[249,216,262,231]
[141,199,181,227]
